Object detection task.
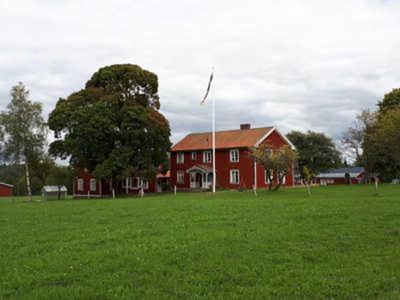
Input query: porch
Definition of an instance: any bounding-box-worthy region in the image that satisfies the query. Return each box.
[186,164,214,189]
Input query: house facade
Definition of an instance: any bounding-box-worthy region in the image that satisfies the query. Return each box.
[73,168,169,197]
[170,124,296,190]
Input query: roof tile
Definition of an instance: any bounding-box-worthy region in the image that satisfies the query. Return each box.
[171,127,273,151]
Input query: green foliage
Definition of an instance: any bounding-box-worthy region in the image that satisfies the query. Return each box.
[363,108,400,180]
[48,64,171,184]
[0,83,47,163]
[302,165,313,183]
[341,109,375,164]
[252,144,298,191]
[287,130,341,177]
[1,185,400,299]
[377,88,400,115]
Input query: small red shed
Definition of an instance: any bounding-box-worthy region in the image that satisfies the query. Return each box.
[0,182,14,197]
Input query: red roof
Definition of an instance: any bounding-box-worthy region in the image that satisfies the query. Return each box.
[171,127,274,151]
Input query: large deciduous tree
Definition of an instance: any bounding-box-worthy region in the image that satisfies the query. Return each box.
[377,88,400,115]
[48,64,171,191]
[286,130,341,179]
[0,83,47,201]
[363,108,400,181]
[252,144,297,191]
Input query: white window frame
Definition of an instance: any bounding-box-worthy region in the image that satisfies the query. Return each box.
[265,170,273,184]
[130,177,139,189]
[281,174,286,185]
[77,178,84,191]
[230,169,240,184]
[177,171,185,184]
[141,179,149,189]
[122,177,128,188]
[191,151,197,160]
[230,149,239,162]
[90,178,96,191]
[203,151,212,163]
[177,152,184,164]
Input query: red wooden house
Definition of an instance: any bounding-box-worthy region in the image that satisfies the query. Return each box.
[170,124,296,190]
[73,168,170,197]
[0,182,13,197]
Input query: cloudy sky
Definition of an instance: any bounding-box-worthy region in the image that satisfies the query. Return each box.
[1,0,400,147]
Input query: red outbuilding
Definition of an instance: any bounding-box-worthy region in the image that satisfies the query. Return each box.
[73,168,170,198]
[170,124,296,190]
[315,167,365,185]
[0,182,14,197]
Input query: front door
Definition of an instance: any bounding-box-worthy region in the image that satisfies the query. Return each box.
[190,173,197,188]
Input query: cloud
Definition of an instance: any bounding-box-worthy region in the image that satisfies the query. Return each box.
[1,0,400,153]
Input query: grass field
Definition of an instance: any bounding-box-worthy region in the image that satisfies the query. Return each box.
[1,185,399,299]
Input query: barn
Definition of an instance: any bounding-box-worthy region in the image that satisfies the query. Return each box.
[0,182,14,197]
[315,167,365,185]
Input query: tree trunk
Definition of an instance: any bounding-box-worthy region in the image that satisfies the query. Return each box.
[273,174,284,191]
[25,162,32,201]
[306,182,311,196]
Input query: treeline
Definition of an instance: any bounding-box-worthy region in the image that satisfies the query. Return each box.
[0,158,74,195]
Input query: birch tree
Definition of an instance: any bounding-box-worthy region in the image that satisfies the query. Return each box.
[0,83,47,201]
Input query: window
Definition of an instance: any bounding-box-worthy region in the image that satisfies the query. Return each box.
[177,171,185,184]
[77,178,84,191]
[203,151,212,163]
[230,169,240,184]
[90,179,96,191]
[230,149,239,162]
[131,177,139,188]
[265,170,273,184]
[278,171,286,185]
[191,152,197,160]
[177,152,184,164]
[141,179,149,189]
[122,177,129,188]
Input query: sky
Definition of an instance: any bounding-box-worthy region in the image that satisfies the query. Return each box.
[1,0,400,149]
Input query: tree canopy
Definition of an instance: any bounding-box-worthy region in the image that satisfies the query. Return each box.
[286,130,341,177]
[377,88,400,115]
[48,64,171,183]
[363,108,400,180]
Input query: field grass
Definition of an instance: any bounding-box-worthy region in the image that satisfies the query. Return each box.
[1,185,400,299]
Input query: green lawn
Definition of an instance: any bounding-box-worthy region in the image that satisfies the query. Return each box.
[1,185,399,299]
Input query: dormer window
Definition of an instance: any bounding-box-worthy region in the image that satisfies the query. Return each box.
[230,149,239,162]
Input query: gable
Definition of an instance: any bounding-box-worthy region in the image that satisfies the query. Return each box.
[256,128,295,149]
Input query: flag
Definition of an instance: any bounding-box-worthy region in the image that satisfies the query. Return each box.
[200,72,213,105]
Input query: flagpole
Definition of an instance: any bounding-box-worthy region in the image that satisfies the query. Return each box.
[212,87,216,193]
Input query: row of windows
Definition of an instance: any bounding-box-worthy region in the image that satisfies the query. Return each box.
[176,170,286,185]
[77,178,149,192]
[176,149,239,164]
[122,177,149,189]
[77,178,97,192]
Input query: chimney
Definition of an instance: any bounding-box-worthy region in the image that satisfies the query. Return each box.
[240,123,251,130]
